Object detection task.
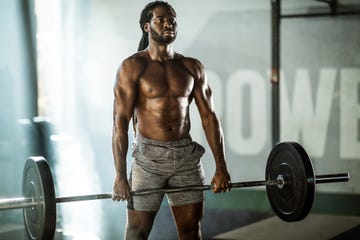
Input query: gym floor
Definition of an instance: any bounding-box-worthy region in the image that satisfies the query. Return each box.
[1,191,359,239]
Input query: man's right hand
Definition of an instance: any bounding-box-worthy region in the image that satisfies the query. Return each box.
[112,175,131,201]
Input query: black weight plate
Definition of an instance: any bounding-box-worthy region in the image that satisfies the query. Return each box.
[22,157,56,240]
[265,142,315,222]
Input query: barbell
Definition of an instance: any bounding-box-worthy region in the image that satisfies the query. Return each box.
[0,141,350,240]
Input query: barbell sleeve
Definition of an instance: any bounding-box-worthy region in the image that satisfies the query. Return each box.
[0,197,37,210]
[315,173,350,184]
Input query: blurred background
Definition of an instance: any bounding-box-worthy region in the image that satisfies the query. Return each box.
[0,0,359,239]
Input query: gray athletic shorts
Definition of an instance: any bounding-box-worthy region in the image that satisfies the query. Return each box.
[128,133,206,211]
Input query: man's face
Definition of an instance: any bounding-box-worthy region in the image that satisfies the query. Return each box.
[146,5,177,45]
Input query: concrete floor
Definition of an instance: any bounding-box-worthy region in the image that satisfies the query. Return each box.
[1,210,359,239]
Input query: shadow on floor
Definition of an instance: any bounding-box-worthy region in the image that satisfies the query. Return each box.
[150,207,273,239]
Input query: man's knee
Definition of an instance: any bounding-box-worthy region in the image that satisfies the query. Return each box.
[125,223,152,240]
[176,221,202,240]
[125,209,157,240]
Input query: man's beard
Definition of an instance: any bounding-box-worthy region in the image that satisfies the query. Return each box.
[150,27,176,45]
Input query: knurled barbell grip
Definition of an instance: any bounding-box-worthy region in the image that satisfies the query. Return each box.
[56,193,113,203]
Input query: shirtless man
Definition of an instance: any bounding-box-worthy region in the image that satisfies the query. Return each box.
[112,1,231,239]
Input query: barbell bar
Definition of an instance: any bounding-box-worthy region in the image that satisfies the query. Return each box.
[0,141,351,240]
[0,173,349,210]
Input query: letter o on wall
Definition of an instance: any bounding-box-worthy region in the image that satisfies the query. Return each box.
[226,70,267,155]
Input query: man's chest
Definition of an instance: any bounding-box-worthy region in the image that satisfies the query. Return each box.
[139,62,194,98]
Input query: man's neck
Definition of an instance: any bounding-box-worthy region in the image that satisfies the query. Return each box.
[148,42,175,62]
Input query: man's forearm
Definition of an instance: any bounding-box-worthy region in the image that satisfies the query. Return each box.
[112,129,129,179]
[202,112,227,169]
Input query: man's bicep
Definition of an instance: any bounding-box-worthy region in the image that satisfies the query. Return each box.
[194,80,215,118]
[190,58,214,113]
[113,66,137,123]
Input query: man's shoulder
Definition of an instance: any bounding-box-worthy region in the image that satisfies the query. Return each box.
[176,53,204,77]
[123,51,148,66]
[115,52,148,82]
[118,52,148,76]
[175,53,202,65]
